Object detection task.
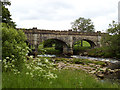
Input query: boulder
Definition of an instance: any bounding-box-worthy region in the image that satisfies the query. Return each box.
[89,70,96,74]
[100,67,107,72]
[96,73,104,79]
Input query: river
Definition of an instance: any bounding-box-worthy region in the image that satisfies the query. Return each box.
[37,54,120,63]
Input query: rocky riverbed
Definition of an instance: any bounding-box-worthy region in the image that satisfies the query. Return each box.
[53,57,120,82]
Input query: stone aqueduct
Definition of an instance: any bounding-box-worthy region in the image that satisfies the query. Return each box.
[19,27,105,55]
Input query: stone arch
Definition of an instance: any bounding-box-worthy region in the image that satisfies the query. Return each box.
[43,38,68,47]
[38,38,69,54]
[73,38,96,48]
[41,37,70,47]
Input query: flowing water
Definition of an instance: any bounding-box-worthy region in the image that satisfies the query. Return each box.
[71,55,120,63]
[37,54,56,58]
[37,54,120,63]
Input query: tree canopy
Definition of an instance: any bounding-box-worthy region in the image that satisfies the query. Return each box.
[71,17,95,32]
[1,0,16,28]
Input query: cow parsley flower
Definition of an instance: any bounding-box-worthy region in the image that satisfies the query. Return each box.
[6,57,9,59]
[26,72,29,75]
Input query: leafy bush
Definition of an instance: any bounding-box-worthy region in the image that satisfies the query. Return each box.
[2,23,30,71]
[87,48,103,57]
[100,21,120,59]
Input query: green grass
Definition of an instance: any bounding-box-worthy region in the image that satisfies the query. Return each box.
[71,58,106,66]
[2,69,120,88]
[48,57,106,66]
[74,41,91,47]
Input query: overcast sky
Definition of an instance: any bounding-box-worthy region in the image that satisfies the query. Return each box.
[8,0,120,32]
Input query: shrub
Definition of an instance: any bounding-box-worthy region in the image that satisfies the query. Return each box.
[2,23,30,71]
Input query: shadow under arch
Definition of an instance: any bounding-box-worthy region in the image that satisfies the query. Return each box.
[43,38,68,47]
[40,38,69,54]
[82,39,96,48]
[73,39,96,55]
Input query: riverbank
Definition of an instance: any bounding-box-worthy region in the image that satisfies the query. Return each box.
[37,55,120,83]
[2,56,120,88]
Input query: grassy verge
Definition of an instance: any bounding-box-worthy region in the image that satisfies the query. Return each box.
[2,67,120,88]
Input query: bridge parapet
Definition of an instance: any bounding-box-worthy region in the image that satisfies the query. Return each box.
[18,27,105,36]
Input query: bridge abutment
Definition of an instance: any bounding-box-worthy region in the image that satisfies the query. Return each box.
[67,47,73,55]
[63,45,73,55]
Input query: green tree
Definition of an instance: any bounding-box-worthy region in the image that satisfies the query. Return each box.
[1,0,16,28]
[71,17,95,32]
[101,21,120,58]
[107,21,120,35]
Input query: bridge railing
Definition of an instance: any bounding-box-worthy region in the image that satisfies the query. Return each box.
[17,27,106,36]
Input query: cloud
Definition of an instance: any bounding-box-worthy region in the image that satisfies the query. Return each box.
[9,0,75,21]
[8,0,120,31]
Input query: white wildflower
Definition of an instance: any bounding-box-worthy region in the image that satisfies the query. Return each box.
[26,72,29,75]
[30,55,33,58]
[11,55,14,57]
[45,59,48,63]
[27,65,31,69]
[4,65,8,68]
[35,66,41,70]
[6,57,9,59]
[38,63,42,66]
